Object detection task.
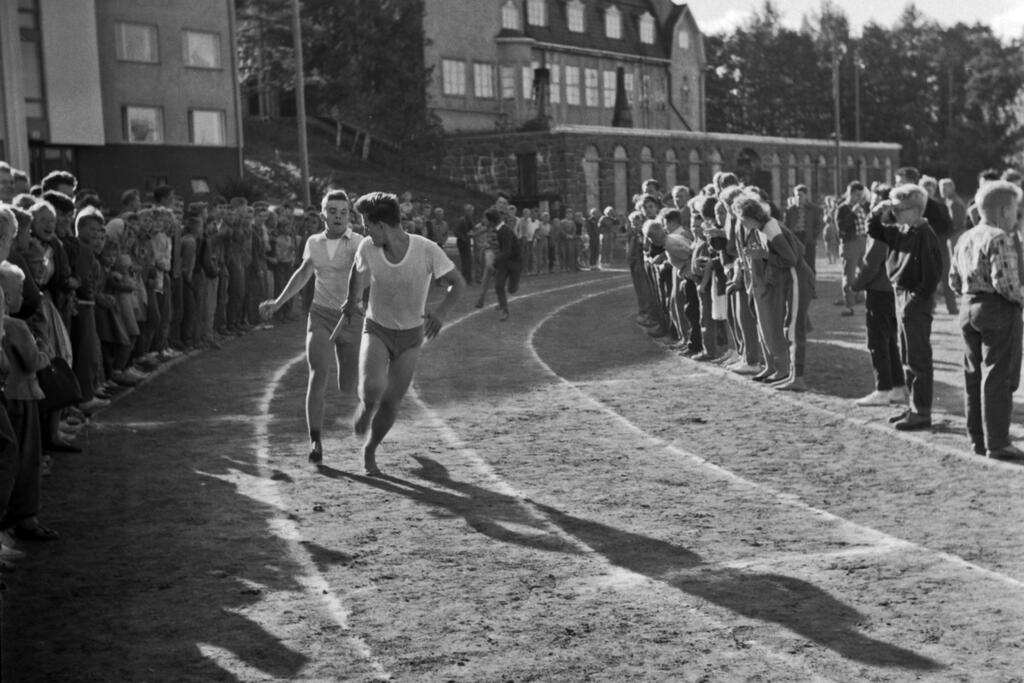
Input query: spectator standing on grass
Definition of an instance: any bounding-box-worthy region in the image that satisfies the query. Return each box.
[597,207,617,268]
[867,184,944,431]
[454,204,475,284]
[949,181,1024,460]
[851,183,907,408]
[894,167,955,315]
[0,261,58,541]
[534,211,551,275]
[836,181,870,317]
[784,185,823,277]
[548,212,564,272]
[491,208,522,321]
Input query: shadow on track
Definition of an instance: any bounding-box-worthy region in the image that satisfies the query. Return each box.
[339,455,942,673]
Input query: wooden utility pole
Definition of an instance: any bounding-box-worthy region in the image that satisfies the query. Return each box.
[291,0,311,206]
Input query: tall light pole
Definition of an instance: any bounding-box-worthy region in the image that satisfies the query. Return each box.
[832,41,846,198]
[291,0,311,206]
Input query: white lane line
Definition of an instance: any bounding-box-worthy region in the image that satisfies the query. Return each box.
[409,280,836,680]
[698,339,1024,473]
[524,288,1024,590]
[256,352,392,682]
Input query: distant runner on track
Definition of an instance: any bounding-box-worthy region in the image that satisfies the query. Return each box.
[332,192,465,476]
[259,189,362,465]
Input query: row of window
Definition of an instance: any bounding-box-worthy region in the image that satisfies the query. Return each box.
[115,22,222,69]
[441,59,672,109]
[122,106,226,145]
[502,0,678,46]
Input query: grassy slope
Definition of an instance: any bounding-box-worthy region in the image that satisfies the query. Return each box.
[243,118,492,214]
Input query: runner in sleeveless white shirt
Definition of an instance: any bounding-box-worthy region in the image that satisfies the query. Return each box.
[332,191,465,476]
[259,189,363,464]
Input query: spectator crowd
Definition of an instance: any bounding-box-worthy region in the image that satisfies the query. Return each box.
[623,168,1024,461]
[1,155,1022,554]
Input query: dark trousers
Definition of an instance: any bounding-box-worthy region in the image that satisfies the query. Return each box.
[71,304,98,401]
[697,285,719,357]
[181,279,198,346]
[895,289,934,416]
[936,237,958,314]
[169,275,184,347]
[137,283,161,356]
[682,279,702,353]
[226,260,246,329]
[0,399,42,529]
[961,293,1023,451]
[588,229,600,266]
[273,263,295,320]
[457,239,473,284]
[494,264,521,313]
[731,289,761,366]
[865,290,904,391]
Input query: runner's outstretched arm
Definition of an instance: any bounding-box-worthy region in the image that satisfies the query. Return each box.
[259,258,313,320]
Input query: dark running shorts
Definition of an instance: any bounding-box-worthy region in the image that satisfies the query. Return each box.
[364,317,424,361]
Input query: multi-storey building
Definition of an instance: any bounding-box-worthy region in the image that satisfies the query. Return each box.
[425,0,899,212]
[0,0,242,202]
[425,0,705,133]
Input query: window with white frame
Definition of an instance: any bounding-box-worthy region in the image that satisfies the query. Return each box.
[190,109,226,145]
[639,12,655,44]
[624,71,635,105]
[474,63,495,98]
[501,0,520,30]
[123,106,163,143]
[678,30,690,49]
[605,5,621,39]
[550,64,561,104]
[527,0,547,26]
[565,65,580,105]
[522,61,539,101]
[584,68,599,107]
[182,30,221,68]
[442,59,466,95]
[501,66,516,99]
[115,22,158,63]
[603,70,616,108]
[567,0,585,32]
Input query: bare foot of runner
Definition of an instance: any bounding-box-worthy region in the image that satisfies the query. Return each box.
[363,445,381,477]
[308,440,323,464]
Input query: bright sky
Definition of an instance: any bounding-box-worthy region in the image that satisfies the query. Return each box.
[677,0,1024,40]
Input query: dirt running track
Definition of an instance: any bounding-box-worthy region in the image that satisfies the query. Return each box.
[2,262,1023,682]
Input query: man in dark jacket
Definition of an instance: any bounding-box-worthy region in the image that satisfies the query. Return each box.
[867,184,944,431]
[490,208,521,321]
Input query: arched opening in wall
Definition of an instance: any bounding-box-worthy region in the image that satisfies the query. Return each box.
[815,154,829,199]
[787,153,798,195]
[709,148,723,176]
[769,152,782,207]
[640,146,655,188]
[736,147,771,194]
[869,156,883,184]
[688,149,702,191]
[582,145,601,213]
[844,154,857,185]
[664,148,678,191]
[613,145,629,214]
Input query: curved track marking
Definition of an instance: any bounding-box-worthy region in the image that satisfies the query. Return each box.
[522,287,1024,590]
[256,352,392,682]
[407,279,833,680]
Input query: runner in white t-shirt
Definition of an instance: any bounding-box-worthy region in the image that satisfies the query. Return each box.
[259,189,363,465]
[331,191,464,476]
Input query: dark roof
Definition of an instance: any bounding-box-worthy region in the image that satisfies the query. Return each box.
[520,0,667,60]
